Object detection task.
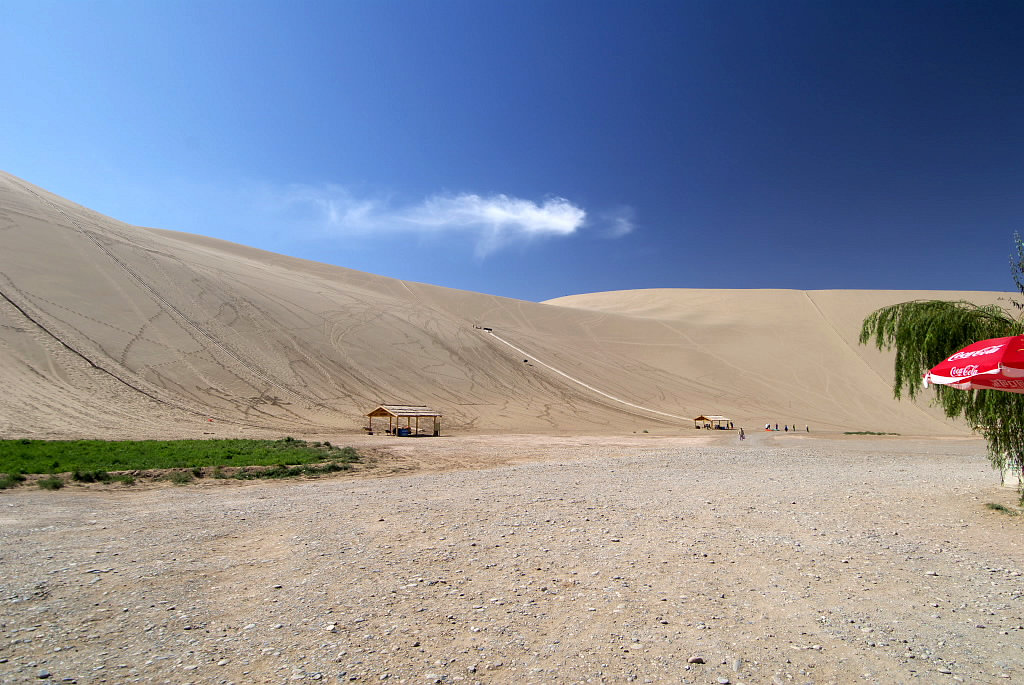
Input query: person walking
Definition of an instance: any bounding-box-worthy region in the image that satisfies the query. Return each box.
[739,427,745,440]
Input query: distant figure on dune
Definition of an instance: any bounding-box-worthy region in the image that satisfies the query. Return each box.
[739,427,745,440]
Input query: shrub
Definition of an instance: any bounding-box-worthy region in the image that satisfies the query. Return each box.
[37,477,64,490]
[0,472,26,489]
[266,464,295,478]
[167,471,193,485]
[72,470,111,483]
[336,446,360,463]
[844,431,900,436]
[986,502,1019,516]
[115,474,135,486]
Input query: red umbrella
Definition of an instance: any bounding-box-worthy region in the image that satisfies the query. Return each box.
[924,335,1024,393]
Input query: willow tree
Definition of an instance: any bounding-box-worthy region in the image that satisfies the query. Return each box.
[859,234,1024,491]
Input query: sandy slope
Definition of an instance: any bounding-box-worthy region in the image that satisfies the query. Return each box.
[0,170,1017,439]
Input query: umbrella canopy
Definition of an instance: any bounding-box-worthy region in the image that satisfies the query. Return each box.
[924,335,1024,393]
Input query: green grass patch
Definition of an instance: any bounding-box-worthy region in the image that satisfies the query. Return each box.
[843,431,901,436]
[232,460,352,481]
[985,502,1019,516]
[36,476,64,490]
[0,438,359,476]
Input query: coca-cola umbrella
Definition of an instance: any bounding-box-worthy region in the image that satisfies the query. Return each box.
[924,335,1024,393]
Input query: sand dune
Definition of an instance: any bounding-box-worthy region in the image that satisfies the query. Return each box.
[0,171,1015,439]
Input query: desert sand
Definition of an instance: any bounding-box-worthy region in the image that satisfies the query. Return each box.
[0,170,1018,439]
[1,172,1022,683]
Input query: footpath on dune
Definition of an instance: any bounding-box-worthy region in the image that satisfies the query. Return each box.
[482,329,691,422]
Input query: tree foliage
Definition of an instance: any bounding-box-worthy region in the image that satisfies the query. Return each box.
[859,234,1024,484]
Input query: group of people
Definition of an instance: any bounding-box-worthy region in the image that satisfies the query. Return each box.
[733,419,811,440]
[764,423,809,432]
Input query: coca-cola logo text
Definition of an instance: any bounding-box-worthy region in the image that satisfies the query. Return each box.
[949,365,979,377]
[947,344,1004,361]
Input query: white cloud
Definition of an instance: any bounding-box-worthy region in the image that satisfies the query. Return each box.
[405,194,583,235]
[258,184,635,257]
[269,185,587,256]
[402,194,586,256]
[600,205,636,238]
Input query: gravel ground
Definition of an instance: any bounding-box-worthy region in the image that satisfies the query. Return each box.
[1,433,1022,684]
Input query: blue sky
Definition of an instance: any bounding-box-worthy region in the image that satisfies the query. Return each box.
[2,1,1022,301]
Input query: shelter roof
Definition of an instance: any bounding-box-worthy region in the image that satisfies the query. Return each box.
[694,414,730,422]
[367,404,442,418]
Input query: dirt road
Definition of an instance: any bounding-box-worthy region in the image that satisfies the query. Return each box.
[1,433,1021,684]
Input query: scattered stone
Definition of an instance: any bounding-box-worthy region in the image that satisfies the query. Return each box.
[2,436,1017,684]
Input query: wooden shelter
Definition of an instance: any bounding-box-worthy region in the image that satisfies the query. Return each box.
[366,405,442,436]
[693,414,732,429]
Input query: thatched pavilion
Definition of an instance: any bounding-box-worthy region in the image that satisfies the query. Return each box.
[693,414,732,429]
[366,405,442,436]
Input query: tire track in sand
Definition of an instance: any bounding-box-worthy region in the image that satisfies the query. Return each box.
[9,177,327,410]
